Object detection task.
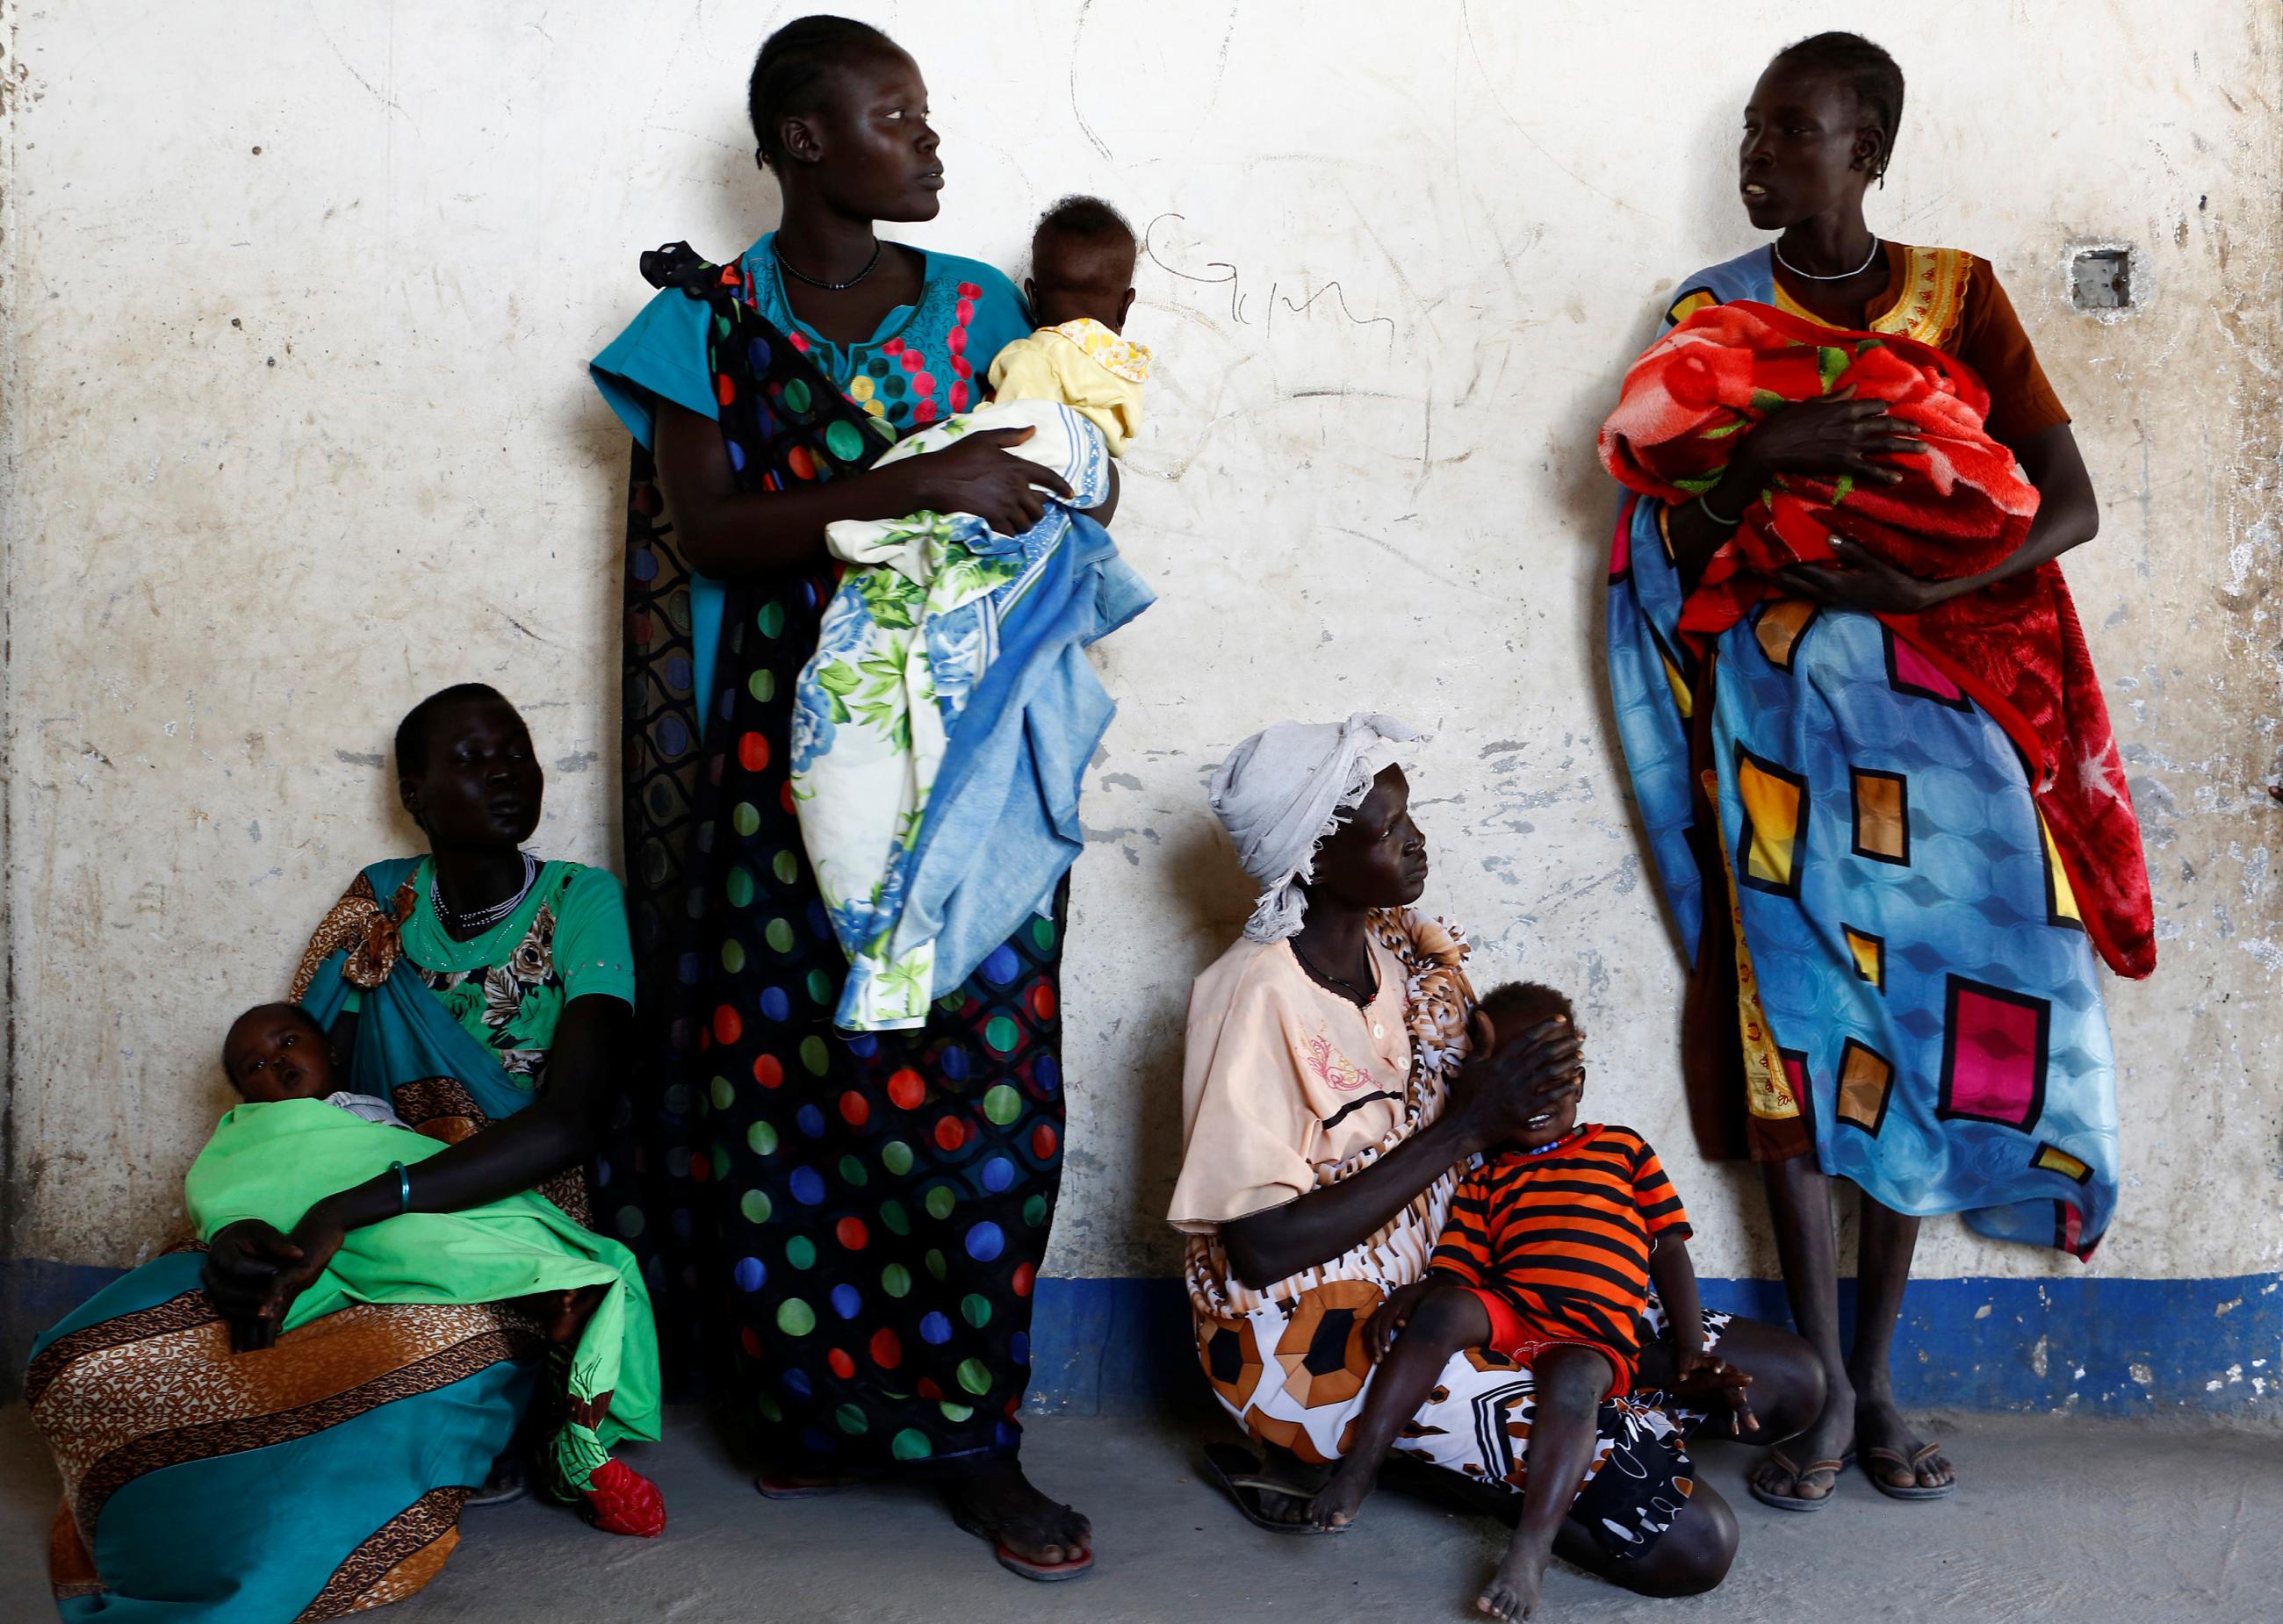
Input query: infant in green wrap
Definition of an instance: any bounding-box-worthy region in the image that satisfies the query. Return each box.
[198,1001,666,1536]
[220,1003,603,1341]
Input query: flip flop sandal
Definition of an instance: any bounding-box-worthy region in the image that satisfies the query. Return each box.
[465,1477,528,1508]
[753,1471,853,1501]
[1379,1453,1516,1523]
[1862,1443,1955,1501]
[947,1503,1096,1582]
[466,1448,530,1507]
[1746,1448,1854,1513]
[1201,1441,1351,1535]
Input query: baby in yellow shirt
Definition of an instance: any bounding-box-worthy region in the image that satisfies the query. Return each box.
[823,197,1148,564]
[991,194,1149,455]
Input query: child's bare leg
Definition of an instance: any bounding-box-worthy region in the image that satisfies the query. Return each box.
[511,1283,608,1346]
[1311,1285,1491,1529]
[1479,1345,1615,1621]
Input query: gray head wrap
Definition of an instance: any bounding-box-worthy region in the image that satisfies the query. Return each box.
[1208,713,1428,942]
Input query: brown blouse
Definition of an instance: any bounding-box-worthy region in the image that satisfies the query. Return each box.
[1770,241,2071,449]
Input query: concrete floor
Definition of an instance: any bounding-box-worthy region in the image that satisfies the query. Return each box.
[4,1404,2279,1622]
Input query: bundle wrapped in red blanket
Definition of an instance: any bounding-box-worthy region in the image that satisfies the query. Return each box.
[1600,300,2153,979]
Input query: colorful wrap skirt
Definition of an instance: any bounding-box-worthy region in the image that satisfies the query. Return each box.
[30,1250,540,1620]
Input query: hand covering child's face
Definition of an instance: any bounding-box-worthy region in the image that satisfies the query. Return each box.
[1485,1002,1581,1148]
[224,1005,335,1103]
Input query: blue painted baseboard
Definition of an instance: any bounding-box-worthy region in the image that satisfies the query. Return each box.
[1027,1272,2283,1420]
[1,1257,133,1399]
[10,1257,2278,1418]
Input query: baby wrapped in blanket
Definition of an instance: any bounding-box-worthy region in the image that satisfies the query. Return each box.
[200,1002,666,1535]
[1598,300,2151,979]
[793,197,1154,1030]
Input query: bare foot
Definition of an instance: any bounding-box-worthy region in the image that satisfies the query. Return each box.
[1477,1531,1553,1621]
[950,1457,1091,1568]
[1308,1454,1377,1530]
[1854,1393,1955,1492]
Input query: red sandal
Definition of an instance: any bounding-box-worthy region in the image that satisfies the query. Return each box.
[580,1458,666,1538]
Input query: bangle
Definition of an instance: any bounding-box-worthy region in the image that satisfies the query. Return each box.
[390,1161,411,1215]
[1696,492,1745,528]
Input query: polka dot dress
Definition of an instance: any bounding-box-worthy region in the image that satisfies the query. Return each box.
[615,246,1065,1469]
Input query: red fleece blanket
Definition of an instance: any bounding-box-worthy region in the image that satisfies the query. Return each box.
[1601,300,2153,979]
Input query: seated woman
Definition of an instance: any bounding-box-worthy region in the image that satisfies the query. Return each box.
[1170,713,1824,1601]
[27,683,659,1622]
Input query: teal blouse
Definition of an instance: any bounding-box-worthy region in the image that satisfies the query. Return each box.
[344,859,635,1094]
[590,234,1031,721]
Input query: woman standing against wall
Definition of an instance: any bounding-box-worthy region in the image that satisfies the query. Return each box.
[589,16,1094,1578]
[1604,33,2147,1509]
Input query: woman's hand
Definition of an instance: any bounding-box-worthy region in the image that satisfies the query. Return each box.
[901,426,1073,535]
[250,1208,347,1351]
[1365,1280,1437,1362]
[1734,387,1922,488]
[1776,537,1955,614]
[203,1219,312,1352]
[1444,1011,1583,1155]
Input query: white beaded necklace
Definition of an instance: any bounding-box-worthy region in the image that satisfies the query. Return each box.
[1775,234,1882,282]
[431,851,539,936]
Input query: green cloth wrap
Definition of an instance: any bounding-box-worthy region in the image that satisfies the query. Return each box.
[187,1098,660,1491]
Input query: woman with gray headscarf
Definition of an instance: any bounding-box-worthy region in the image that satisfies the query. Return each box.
[1170,715,1821,1597]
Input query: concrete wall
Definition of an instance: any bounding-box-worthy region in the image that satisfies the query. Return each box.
[4,2,2279,1412]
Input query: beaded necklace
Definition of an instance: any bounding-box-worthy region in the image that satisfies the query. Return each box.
[1519,1124,1589,1158]
[430,851,538,937]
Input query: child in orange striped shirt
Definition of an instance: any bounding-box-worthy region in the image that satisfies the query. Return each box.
[1309,981,1750,1621]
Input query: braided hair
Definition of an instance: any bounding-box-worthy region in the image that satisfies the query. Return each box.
[746,14,896,169]
[1772,31,1905,183]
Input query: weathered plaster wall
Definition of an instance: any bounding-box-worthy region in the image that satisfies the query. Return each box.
[4,3,2279,1390]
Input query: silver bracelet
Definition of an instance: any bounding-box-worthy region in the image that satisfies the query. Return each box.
[1696,492,1745,528]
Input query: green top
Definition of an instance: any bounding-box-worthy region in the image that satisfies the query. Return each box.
[353,859,636,1093]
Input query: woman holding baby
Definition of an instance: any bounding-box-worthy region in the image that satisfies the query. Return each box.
[587,12,1148,1581]
[1171,714,1827,1615]
[1602,31,2143,1513]
[28,684,659,1619]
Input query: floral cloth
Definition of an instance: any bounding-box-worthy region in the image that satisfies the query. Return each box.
[391,859,636,1089]
[796,399,1124,1030]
